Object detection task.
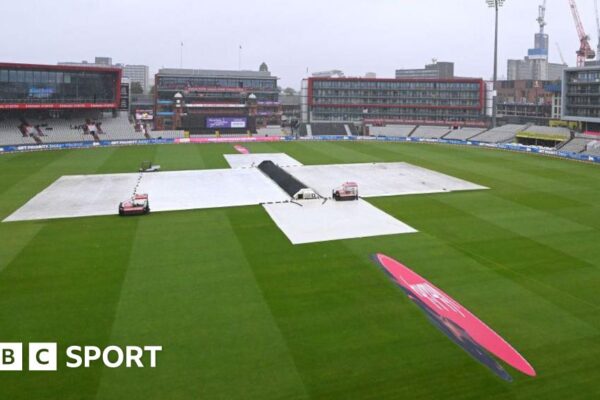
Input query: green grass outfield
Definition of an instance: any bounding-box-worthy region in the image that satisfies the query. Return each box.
[0,141,599,399]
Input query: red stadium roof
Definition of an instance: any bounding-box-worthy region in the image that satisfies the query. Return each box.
[0,62,121,73]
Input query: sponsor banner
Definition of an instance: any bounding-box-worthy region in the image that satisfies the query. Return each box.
[135,110,154,121]
[183,86,245,93]
[177,136,281,144]
[28,88,55,99]
[187,103,246,109]
[206,117,247,129]
[1,135,599,165]
[0,103,115,110]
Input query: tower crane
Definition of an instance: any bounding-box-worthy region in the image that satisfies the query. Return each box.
[556,42,567,65]
[568,0,596,66]
[537,0,547,33]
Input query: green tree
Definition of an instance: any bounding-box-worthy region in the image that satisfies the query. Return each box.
[130,81,144,94]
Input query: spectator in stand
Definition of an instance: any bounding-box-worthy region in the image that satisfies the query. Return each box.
[18,123,28,137]
[26,125,37,137]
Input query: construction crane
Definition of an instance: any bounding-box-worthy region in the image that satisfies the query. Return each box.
[568,0,596,66]
[595,0,600,59]
[537,0,547,33]
[556,42,567,65]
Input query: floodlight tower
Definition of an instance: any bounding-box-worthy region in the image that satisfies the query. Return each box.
[486,0,505,128]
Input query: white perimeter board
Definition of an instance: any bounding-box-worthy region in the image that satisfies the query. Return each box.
[282,162,487,198]
[263,199,416,244]
[4,169,290,222]
[224,153,303,169]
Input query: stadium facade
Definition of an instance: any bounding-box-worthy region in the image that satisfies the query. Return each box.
[301,77,486,127]
[0,62,122,112]
[562,66,600,130]
[154,68,280,133]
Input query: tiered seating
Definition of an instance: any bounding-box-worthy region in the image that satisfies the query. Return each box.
[410,126,451,139]
[346,124,359,136]
[150,130,185,139]
[95,113,140,140]
[309,123,349,136]
[560,138,590,153]
[13,112,147,143]
[518,125,571,141]
[368,125,415,137]
[471,124,527,143]
[39,119,93,143]
[0,119,39,146]
[444,128,487,140]
[583,140,600,156]
[257,126,286,137]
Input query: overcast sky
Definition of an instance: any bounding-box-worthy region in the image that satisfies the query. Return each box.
[1,0,597,88]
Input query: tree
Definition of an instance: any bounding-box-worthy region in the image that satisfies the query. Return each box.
[130,81,144,94]
[282,87,297,96]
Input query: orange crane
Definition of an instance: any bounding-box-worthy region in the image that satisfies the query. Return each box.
[568,0,596,66]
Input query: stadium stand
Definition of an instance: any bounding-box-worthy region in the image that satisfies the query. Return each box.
[257,126,287,137]
[515,125,571,148]
[309,123,352,136]
[37,118,94,143]
[470,124,527,143]
[150,130,185,139]
[368,125,416,137]
[297,123,356,137]
[583,140,600,156]
[443,128,488,140]
[559,138,590,153]
[519,125,571,140]
[92,112,146,140]
[0,118,40,145]
[411,126,451,139]
[0,111,161,145]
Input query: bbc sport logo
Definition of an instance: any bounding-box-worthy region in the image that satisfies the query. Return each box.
[0,343,162,371]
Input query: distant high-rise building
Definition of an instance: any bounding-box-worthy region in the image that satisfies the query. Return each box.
[122,65,149,92]
[395,62,454,79]
[58,57,150,92]
[94,57,112,66]
[506,10,566,80]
